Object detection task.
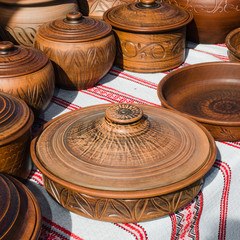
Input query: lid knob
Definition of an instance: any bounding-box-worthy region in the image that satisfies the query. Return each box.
[0,41,14,55]
[140,0,156,7]
[105,104,143,124]
[66,12,83,23]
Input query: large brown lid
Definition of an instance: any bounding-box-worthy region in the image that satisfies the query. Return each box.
[37,11,112,42]
[103,0,192,32]
[0,41,48,77]
[0,91,34,145]
[33,103,216,198]
[0,173,41,239]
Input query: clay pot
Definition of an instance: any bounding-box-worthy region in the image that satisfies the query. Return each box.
[76,0,138,19]
[34,12,116,90]
[225,27,240,62]
[160,0,240,44]
[0,0,79,47]
[31,103,216,222]
[103,0,192,73]
[0,41,55,115]
[0,91,34,179]
[157,62,240,141]
[0,173,41,239]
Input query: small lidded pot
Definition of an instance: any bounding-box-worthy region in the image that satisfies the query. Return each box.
[0,41,55,115]
[103,0,192,73]
[34,12,116,90]
[0,91,34,179]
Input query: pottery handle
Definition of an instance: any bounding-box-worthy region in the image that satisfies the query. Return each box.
[0,41,14,55]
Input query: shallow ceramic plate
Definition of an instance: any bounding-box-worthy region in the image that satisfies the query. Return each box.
[158,61,240,141]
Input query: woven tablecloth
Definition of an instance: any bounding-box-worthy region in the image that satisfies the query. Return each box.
[25,41,240,240]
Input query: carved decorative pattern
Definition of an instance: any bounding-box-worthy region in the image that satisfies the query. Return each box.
[43,176,202,222]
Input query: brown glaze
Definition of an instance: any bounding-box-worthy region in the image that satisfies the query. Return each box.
[76,0,138,19]
[0,41,55,115]
[226,27,240,62]
[103,0,192,73]
[0,173,41,239]
[157,62,240,141]
[0,92,34,179]
[160,0,240,44]
[0,0,79,47]
[31,103,216,222]
[34,11,116,90]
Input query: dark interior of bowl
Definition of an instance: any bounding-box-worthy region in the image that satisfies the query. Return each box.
[160,63,240,123]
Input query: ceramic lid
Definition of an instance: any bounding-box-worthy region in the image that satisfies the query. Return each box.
[0,41,49,77]
[0,173,41,239]
[103,0,192,32]
[0,91,34,145]
[33,103,216,198]
[37,11,112,42]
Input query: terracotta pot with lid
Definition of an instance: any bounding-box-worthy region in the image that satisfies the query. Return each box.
[0,41,55,115]
[31,103,216,222]
[160,0,240,44]
[0,91,34,179]
[103,0,192,73]
[34,11,116,90]
[0,0,79,47]
[0,173,41,239]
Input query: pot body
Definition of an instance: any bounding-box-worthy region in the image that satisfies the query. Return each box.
[0,61,55,114]
[34,33,116,90]
[113,27,186,73]
[161,0,240,44]
[0,0,79,46]
[226,28,240,62]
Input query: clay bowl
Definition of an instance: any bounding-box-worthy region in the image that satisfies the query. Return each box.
[0,173,41,239]
[31,103,216,222]
[157,62,240,141]
[0,0,79,47]
[34,12,116,90]
[103,0,192,73]
[0,41,55,115]
[160,0,240,44]
[226,27,240,62]
[0,91,34,179]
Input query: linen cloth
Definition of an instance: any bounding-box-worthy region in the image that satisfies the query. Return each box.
[25,41,240,240]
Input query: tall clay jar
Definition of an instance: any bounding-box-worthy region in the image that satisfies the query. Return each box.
[0,0,79,47]
[34,12,116,90]
[160,0,240,44]
[0,41,55,115]
[103,0,192,73]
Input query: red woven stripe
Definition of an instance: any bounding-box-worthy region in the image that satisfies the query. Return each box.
[170,214,177,240]
[219,141,240,150]
[190,48,229,61]
[115,223,139,240]
[51,96,81,110]
[132,223,148,240]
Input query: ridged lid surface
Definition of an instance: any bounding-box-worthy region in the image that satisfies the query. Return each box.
[0,92,33,145]
[37,12,112,42]
[33,103,216,197]
[0,41,48,77]
[103,0,192,32]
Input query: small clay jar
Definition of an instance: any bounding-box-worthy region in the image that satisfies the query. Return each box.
[0,41,55,115]
[0,91,34,179]
[103,0,192,73]
[34,12,116,90]
[225,27,240,62]
[160,0,240,44]
[0,0,79,47]
[0,173,41,239]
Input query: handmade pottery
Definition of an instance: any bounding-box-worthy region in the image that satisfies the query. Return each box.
[0,41,55,115]
[31,103,216,222]
[160,0,240,44]
[0,173,41,239]
[225,27,240,62]
[103,0,192,73]
[157,62,240,141]
[34,11,116,90]
[0,91,34,179]
[0,0,79,47]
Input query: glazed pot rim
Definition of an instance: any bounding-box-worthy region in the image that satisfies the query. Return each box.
[157,61,240,126]
[225,27,240,58]
[31,104,216,199]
